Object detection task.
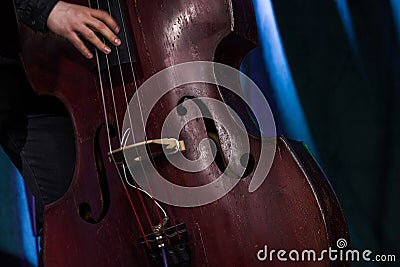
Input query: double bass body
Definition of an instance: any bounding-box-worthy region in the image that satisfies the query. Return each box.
[19,0,349,266]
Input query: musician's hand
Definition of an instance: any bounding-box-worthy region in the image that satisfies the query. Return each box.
[47,1,121,59]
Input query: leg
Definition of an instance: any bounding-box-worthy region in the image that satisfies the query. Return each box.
[0,113,75,228]
[0,63,75,229]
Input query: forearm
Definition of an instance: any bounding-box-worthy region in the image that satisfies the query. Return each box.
[14,0,59,31]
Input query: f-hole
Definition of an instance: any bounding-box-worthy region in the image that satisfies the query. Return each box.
[78,123,114,223]
[177,96,254,179]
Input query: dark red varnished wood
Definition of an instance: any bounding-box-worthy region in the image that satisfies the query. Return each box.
[19,0,349,266]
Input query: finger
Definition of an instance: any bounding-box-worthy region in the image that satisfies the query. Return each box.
[79,26,113,55]
[66,32,94,59]
[86,18,121,47]
[90,9,120,34]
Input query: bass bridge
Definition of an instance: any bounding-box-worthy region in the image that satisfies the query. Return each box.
[141,223,190,266]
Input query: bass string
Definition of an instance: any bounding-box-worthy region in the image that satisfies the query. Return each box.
[87,0,151,246]
[128,0,184,241]
[116,0,166,223]
[93,0,174,243]
[119,0,187,226]
[93,43,150,247]
[110,0,167,227]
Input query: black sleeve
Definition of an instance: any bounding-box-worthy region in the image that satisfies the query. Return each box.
[14,0,59,32]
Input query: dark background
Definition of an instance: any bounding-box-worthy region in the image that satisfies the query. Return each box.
[267,0,399,265]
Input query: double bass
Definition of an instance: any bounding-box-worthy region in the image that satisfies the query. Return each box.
[19,0,349,266]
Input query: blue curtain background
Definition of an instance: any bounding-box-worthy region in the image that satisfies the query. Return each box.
[245,1,400,267]
[0,148,37,266]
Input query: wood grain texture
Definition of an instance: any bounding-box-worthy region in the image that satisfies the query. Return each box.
[19,0,349,266]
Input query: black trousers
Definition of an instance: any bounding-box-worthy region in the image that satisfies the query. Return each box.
[0,63,75,229]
